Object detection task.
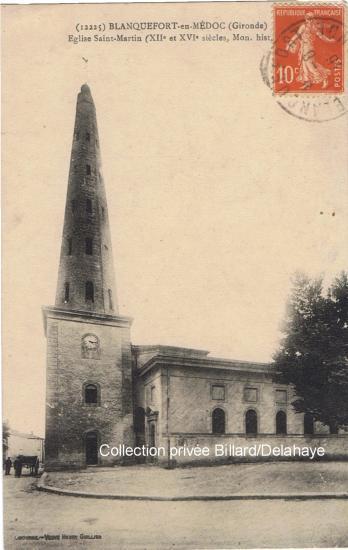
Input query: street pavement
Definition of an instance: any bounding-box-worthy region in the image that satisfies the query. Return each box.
[3,473,348,549]
[43,461,348,498]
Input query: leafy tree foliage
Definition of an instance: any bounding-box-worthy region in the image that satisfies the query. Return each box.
[2,422,10,441]
[2,421,10,457]
[274,272,348,433]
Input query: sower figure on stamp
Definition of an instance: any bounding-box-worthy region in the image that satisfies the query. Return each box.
[286,12,335,89]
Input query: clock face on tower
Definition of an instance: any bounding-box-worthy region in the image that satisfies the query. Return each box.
[81,334,100,359]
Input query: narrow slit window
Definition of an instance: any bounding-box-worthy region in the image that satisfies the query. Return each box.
[64,283,70,303]
[85,238,93,255]
[85,281,94,302]
[101,207,105,219]
[108,289,113,310]
[86,165,91,175]
[67,237,72,255]
[86,199,92,214]
[71,200,77,213]
[86,132,90,142]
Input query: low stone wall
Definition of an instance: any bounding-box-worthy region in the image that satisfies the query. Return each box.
[157,434,348,466]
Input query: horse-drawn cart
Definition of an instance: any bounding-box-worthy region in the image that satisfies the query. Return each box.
[17,455,40,476]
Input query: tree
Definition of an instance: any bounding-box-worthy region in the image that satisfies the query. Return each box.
[2,421,10,459]
[273,271,348,433]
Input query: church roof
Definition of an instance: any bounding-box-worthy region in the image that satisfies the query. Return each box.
[133,344,272,375]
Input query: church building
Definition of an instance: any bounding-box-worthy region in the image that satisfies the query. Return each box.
[43,85,326,471]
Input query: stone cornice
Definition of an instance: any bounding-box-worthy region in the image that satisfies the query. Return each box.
[137,353,273,377]
[42,305,132,334]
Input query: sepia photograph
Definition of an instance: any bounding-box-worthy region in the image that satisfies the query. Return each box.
[2,1,348,548]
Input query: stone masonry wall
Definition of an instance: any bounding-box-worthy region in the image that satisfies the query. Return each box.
[164,366,302,436]
[45,312,134,470]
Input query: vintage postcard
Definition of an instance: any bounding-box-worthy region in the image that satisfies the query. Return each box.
[2,1,348,548]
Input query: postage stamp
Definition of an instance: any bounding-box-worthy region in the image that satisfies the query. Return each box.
[273,4,344,94]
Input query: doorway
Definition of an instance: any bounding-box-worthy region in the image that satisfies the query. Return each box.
[149,422,156,447]
[85,431,98,465]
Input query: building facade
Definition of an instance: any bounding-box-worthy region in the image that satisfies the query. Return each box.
[6,431,45,462]
[44,85,337,471]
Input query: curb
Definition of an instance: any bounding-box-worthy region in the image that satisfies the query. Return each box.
[37,475,348,501]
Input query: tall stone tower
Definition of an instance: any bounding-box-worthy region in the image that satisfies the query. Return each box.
[43,84,134,470]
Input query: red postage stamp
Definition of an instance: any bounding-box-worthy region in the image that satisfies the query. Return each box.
[274,4,344,94]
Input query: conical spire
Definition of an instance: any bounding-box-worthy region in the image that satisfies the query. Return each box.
[55,84,118,315]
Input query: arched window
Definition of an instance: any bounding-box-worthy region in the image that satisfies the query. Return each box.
[212,408,225,434]
[85,238,93,255]
[84,384,99,404]
[86,199,92,214]
[245,409,258,435]
[85,281,94,302]
[304,413,314,435]
[276,410,287,435]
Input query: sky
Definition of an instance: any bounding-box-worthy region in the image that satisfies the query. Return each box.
[2,2,348,436]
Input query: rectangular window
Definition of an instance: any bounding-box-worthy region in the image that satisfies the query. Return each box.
[244,387,258,403]
[86,132,90,142]
[212,385,225,400]
[64,283,70,303]
[86,164,91,175]
[85,238,93,255]
[150,385,156,404]
[276,389,287,404]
